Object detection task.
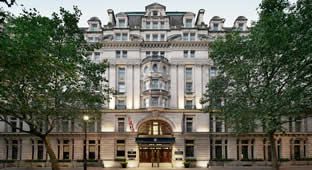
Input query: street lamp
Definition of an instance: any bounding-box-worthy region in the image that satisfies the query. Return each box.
[83,115,89,170]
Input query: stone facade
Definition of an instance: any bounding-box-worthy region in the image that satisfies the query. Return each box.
[0,3,312,168]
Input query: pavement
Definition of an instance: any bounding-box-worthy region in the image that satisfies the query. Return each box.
[3,167,312,170]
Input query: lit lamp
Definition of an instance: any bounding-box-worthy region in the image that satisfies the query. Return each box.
[83,115,89,170]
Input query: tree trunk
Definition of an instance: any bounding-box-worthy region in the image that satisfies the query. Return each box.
[43,136,60,170]
[269,133,279,170]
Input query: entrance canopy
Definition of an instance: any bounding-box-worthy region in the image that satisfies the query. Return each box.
[136,137,175,143]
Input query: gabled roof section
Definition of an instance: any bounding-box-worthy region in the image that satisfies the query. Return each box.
[145,3,166,10]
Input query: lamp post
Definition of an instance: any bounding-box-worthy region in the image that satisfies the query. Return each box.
[83,115,89,170]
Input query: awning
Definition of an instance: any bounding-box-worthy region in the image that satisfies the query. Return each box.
[136,137,175,143]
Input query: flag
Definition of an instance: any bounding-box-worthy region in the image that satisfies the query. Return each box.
[128,115,134,132]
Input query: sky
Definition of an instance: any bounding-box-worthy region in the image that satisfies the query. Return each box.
[1,0,298,27]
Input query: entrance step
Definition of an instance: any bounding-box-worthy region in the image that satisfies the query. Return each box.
[139,163,173,168]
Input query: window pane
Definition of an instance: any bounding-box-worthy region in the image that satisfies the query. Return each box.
[153,34,158,41]
[186,19,192,28]
[190,51,195,58]
[116,51,121,58]
[190,33,195,41]
[122,33,128,41]
[146,22,150,29]
[115,33,121,41]
[122,51,127,58]
[184,50,188,58]
[153,22,158,29]
[213,23,219,31]
[210,67,217,77]
[183,33,188,41]
[186,68,192,77]
[146,34,150,41]
[119,19,125,27]
[185,145,194,157]
[152,97,159,106]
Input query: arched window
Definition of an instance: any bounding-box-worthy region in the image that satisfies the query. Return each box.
[138,120,172,136]
[144,66,148,73]
[163,66,167,73]
[153,64,158,72]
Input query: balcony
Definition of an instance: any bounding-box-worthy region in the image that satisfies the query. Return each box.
[185,105,196,110]
[115,105,126,110]
[142,55,169,64]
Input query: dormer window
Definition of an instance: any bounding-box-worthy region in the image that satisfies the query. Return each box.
[153,11,158,16]
[119,19,125,28]
[91,24,97,31]
[185,19,192,28]
[238,23,244,31]
[213,23,219,31]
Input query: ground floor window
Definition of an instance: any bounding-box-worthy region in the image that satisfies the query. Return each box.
[12,140,18,160]
[89,140,96,159]
[116,140,126,158]
[210,139,228,160]
[185,140,194,157]
[37,140,44,160]
[237,139,254,160]
[291,139,307,160]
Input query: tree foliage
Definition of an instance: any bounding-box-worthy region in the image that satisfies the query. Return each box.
[201,0,312,169]
[0,7,111,170]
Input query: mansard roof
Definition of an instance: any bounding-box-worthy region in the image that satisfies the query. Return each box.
[88,16,101,22]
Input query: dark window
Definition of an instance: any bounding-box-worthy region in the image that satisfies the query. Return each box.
[63,140,70,160]
[185,140,194,157]
[242,146,248,159]
[37,140,44,160]
[186,117,193,132]
[186,82,192,93]
[216,120,222,132]
[215,146,222,159]
[89,140,96,160]
[116,140,125,157]
[12,140,18,160]
[118,118,125,132]
[213,23,219,31]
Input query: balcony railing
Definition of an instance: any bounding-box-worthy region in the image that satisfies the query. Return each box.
[115,105,126,110]
[185,105,196,110]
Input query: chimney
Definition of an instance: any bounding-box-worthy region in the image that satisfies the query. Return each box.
[196,9,205,26]
[107,9,116,25]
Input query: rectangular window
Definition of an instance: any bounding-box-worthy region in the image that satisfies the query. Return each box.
[190,50,195,58]
[160,22,165,29]
[238,23,244,31]
[63,140,70,160]
[184,50,188,58]
[115,33,121,41]
[37,140,44,160]
[152,51,158,56]
[151,80,159,89]
[118,118,125,132]
[160,51,165,56]
[118,82,125,93]
[119,68,125,80]
[88,37,94,42]
[186,117,193,132]
[89,140,96,160]
[186,82,193,93]
[12,140,18,160]
[295,118,302,132]
[160,34,165,41]
[185,100,193,110]
[146,34,150,41]
[122,51,127,58]
[153,11,158,16]
[119,19,125,28]
[190,33,195,41]
[152,34,158,41]
[122,33,128,41]
[185,19,192,28]
[94,52,100,61]
[185,140,194,157]
[210,67,217,77]
[91,24,97,31]
[151,97,159,106]
[215,145,222,159]
[62,120,69,132]
[153,22,158,29]
[183,33,189,41]
[116,140,125,157]
[146,22,150,29]
[10,118,17,132]
[116,51,121,59]
[116,100,126,109]
[186,68,192,77]
[146,51,150,57]
[213,23,219,31]
[216,120,222,132]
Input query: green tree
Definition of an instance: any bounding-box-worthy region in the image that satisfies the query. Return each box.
[201,0,312,169]
[0,7,112,170]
